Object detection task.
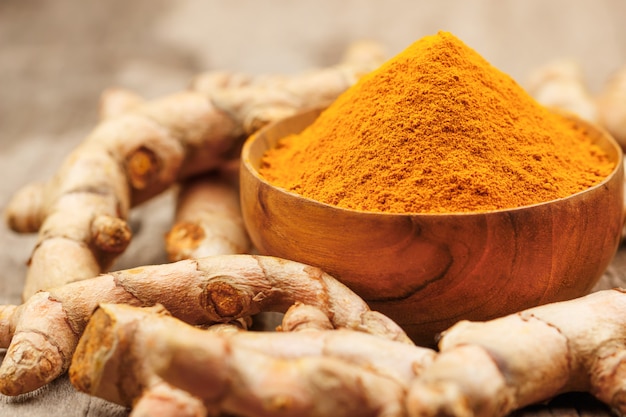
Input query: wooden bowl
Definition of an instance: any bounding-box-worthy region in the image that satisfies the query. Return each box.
[240,108,625,345]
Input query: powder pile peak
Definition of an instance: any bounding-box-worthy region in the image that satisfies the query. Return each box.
[260,31,613,213]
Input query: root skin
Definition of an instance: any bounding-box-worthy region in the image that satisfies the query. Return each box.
[0,305,18,347]
[99,87,145,120]
[279,302,334,332]
[407,288,626,417]
[526,59,599,123]
[161,346,407,417]
[0,254,408,396]
[527,61,626,151]
[165,173,251,261]
[69,304,206,417]
[0,294,76,396]
[71,303,430,417]
[597,66,626,148]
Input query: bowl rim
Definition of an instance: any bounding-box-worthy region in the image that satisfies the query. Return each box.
[242,108,624,218]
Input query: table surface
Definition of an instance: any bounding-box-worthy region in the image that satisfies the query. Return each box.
[1,1,626,416]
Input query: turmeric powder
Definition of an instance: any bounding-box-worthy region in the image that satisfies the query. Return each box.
[260,31,614,213]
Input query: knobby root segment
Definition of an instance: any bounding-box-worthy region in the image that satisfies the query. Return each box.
[527,61,626,239]
[72,290,626,417]
[98,87,145,120]
[597,65,626,148]
[526,59,599,123]
[0,254,410,396]
[3,41,386,301]
[527,60,626,149]
[279,301,335,332]
[69,304,208,417]
[165,172,251,262]
[70,303,434,417]
[407,288,626,417]
[0,305,18,347]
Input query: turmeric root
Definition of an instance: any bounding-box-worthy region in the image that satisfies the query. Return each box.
[69,290,626,417]
[99,89,252,262]
[406,288,626,417]
[70,303,435,417]
[527,60,626,151]
[526,61,626,240]
[4,41,386,301]
[526,59,598,123]
[99,89,251,262]
[98,87,146,120]
[0,254,411,396]
[165,173,251,261]
[597,65,626,149]
[159,347,405,417]
[192,40,387,135]
[70,303,208,417]
[279,301,335,332]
